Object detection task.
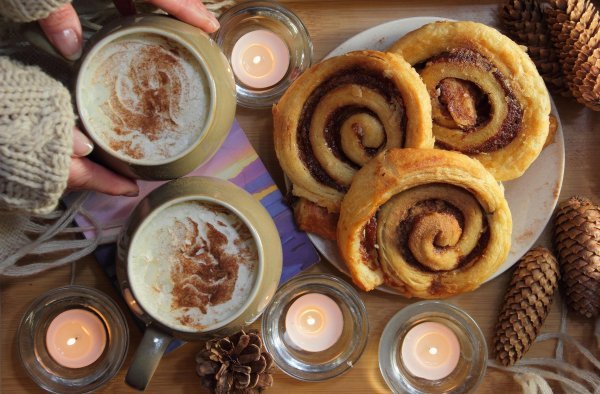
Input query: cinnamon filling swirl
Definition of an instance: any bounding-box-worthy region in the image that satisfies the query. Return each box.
[419,48,523,154]
[359,216,379,271]
[297,67,406,192]
[393,199,490,273]
[369,184,492,281]
[359,187,491,276]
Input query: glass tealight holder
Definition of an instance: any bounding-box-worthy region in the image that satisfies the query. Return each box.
[379,301,487,394]
[214,0,313,108]
[18,285,129,394]
[261,274,368,381]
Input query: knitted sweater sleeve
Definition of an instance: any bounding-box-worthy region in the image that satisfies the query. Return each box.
[0,0,72,22]
[0,57,74,215]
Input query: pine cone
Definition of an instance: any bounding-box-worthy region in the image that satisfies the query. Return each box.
[544,0,600,108]
[500,0,567,93]
[562,3,597,85]
[551,0,589,63]
[500,0,547,42]
[543,0,569,34]
[553,196,600,318]
[196,330,275,394]
[493,247,560,366]
[573,43,600,111]
[570,10,599,98]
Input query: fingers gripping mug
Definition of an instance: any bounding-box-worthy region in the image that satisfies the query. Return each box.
[25,9,236,180]
[116,177,283,390]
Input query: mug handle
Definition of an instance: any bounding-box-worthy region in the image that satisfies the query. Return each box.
[125,326,173,391]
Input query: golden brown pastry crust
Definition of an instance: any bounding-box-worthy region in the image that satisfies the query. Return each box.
[389,21,551,181]
[292,198,339,240]
[273,50,434,213]
[337,148,512,298]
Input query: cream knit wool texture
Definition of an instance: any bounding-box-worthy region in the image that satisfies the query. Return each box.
[0,0,72,22]
[0,57,73,214]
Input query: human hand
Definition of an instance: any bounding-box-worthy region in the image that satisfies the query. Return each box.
[69,128,139,197]
[38,0,220,60]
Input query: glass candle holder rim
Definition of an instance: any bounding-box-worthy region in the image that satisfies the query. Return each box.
[217,0,310,35]
[378,300,487,394]
[278,272,361,293]
[214,0,313,108]
[261,273,369,381]
[17,285,129,394]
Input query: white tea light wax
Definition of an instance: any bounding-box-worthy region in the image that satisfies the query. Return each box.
[45,309,107,368]
[401,322,460,380]
[231,30,290,89]
[285,293,343,352]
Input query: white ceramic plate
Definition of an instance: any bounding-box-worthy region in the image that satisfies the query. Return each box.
[308,17,565,294]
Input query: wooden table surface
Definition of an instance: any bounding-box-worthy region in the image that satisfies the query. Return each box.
[2,1,599,393]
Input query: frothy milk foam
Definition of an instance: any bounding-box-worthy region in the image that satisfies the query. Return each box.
[129,200,258,332]
[79,32,210,162]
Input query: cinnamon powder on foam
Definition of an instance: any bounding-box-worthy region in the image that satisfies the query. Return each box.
[167,206,257,328]
[87,34,209,161]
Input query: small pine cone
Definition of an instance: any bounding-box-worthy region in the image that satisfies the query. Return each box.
[196,329,275,394]
[553,196,600,317]
[494,247,560,366]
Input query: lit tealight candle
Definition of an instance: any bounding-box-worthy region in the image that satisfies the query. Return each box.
[285,293,343,352]
[45,309,107,369]
[231,29,290,89]
[401,322,460,380]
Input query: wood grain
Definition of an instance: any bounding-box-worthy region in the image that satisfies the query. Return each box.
[2,1,599,393]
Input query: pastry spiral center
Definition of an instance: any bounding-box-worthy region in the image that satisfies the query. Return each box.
[408,212,462,271]
[376,184,489,274]
[436,78,491,130]
[419,48,523,154]
[298,67,406,191]
[340,113,386,165]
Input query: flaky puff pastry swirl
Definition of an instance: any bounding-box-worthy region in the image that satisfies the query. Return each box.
[273,50,433,213]
[389,21,551,181]
[337,148,512,298]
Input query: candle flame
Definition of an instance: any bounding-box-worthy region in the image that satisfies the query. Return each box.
[252,56,262,65]
[429,346,438,355]
[306,316,316,326]
[66,337,77,346]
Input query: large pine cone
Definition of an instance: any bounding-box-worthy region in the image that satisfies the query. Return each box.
[500,0,566,93]
[544,0,600,110]
[553,196,600,318]
[196,330,275,394]
[493,247,560,366]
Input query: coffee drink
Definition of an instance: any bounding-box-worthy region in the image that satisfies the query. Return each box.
[128,200,258,331]
[79,32,210,162]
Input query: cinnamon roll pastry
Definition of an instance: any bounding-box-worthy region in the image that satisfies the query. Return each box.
[273,51,434,223]
[389,21,551,181]
[337,148,512,298]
